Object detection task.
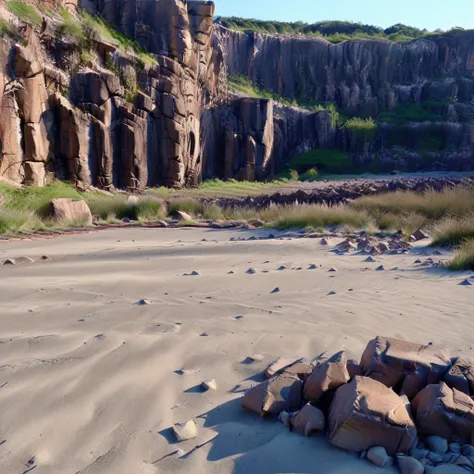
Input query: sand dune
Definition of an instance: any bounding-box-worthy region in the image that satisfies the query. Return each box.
[0,227,472,473]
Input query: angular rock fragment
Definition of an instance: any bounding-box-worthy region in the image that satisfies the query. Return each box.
[242,374,303,416]
[360,336,451,399]
[412,382,474,444]
[201,379,217,391]
[50,199,93,225]
[303,351,350,403]
[329,376,418,456]
[172,420,197,442]
[444,357,474,396]
[290,403,325,437]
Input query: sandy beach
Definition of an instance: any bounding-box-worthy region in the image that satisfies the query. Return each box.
[0,227,473,473]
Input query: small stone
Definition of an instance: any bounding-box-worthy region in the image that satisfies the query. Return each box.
[41,255,52,261]
[200,332,208,337]
[376,265,385,271]
[172,420,197,442]
[249,354,264,362]
[360,451,367,459]
[413,448,430,460]
[459,279,472,286]
[176,211,193,221]
[3,259,15,265]
[364,256,376,263]
[450,443,461,454]
[367,446,393,467]
[427,452,444,463]
[397,455,425,474]
[184,271,199,276]
[270,287,280,294]
[277,265,287,271]
[328,267,337,272]
[246,268,257,274]
[320,238,328,245]
[136,299,151,306]
[278,410,291,427]
[414,259,422,264]
[308,264,318,270]
[327,291,336,296]
[227,271,235,274]
[426,436,448,455]
[201,379,217,391]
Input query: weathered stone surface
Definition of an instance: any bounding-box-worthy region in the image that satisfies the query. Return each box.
[303,351,350,403]
[444,357,474,396]
[329,376,418,456]
[242,374,303,416]
[50,198,93,225]
[412,382,474,444]
[397,455,425,474]
[425,436,449,455]
[290,403,325,437]
[367,446,393,467]
[360,336,452,399]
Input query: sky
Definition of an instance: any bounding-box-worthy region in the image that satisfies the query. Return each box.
[212,0,474,31]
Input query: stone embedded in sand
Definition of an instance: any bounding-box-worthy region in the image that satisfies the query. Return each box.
[308,264,318,270]
[376,265,385,271]
[459,279,472,286]
[337,240,356,251]
[227,271,235,274]
[282,362,313,379]
[50,198,93,225]
[414,259,423,264]
[277,265,287,271]
[172,420,197,442]
[242,374,303,416]
[328,268,337,272]
[425,436,449,455]
[320,238,329,246]
[397,455,425,474]
[136,299,151,306]
[412,382,474,444]
[249,354,264,362]
[303,351,350,403]
[360,336,452,399]
[184,271,200,276]
[290,403,325,437]
[327,291,336,296]
[444,357,474,396]
[246,268,257,274]
[201,379,217,391]
[329,376,418,456]
[271,287,280,294]
[367,446,394,467]
[176,211,193,221]
[3,259,16,265]
[364,256,376,263]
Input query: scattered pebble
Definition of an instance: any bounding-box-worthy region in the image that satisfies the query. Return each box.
[184,271,199,276]
[172,420,197,442]
[136,299,152,305]
[277,266,287,271]
[200,332,209,337]
[376,265,385,271]
[227,271,235,275]
[249,354,264,362]
[3,259,16,265]
[308,264,318,270]
[246,268,257,275]
[364,256,376,263]
[271,287,280,294]
[459,279,472,286]
[328,268,337,272]
[320,238,329,246]
[201,379,217,391]
[328,291,337,296]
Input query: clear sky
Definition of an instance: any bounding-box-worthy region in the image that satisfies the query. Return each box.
[213,0,474,31]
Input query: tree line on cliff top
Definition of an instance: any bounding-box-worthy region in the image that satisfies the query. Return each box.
[215,18,468,43]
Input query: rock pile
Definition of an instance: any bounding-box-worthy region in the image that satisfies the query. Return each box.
[242,336,474,473]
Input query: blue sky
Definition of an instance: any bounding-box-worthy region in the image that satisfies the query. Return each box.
[213,0,474,31]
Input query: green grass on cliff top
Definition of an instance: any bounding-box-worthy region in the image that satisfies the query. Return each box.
[7,1,42,26]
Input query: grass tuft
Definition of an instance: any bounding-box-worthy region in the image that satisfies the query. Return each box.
[431,218,474,248]
[447,240,474,271]
[7,1,42,26]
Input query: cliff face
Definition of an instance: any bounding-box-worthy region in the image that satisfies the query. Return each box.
[214,25,474,117]
[0,0,220,189]
[1,2,474,190]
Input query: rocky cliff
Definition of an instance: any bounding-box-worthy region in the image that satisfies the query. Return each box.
[1,1,474,190]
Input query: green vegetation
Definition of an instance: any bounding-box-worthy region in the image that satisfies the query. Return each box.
[290,149,352,173]
[0,17,17,38]
[56,7,85,42]
[344,117,378,139]
[447,240,474,271]
[431,218,474,248]
[7,1,42,26]
[275,169,299,182]
[299,168,319,182]
[217,17,472,44]
[80,12,156,66]
[379,101,449,124]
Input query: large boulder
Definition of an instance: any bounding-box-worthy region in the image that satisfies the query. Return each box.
[411,382,474,444]
[360,336,452,399]
[303,351,350,403]
[50,198,93,225]
[329,376,418,456]
[242,374,303,417]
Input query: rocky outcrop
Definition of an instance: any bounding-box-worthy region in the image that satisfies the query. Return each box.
[214,25,474,118]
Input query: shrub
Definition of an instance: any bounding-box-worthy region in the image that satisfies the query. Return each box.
[275,169,299,181]
[56,8,85,42]
[431,218,474,248]
[136,198,166,221]
[168,198,203,217]
[299,168,319,182]
[202,203,224,221]
[447,240,474,271]
[7,2,42,26]
[344,117,378,139]
[290,149,352,172]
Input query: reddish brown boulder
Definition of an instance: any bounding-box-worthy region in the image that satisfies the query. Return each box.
[290,403,325,437]
[50,198,93,225]
[360,336,451,399]
[242,374,303,416]
[411,382,474,444]
[443,357,474,396]
[329,376,418,456]
[303,351,350,403]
